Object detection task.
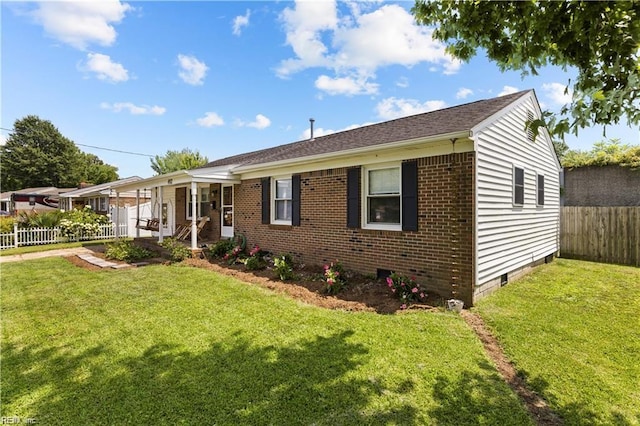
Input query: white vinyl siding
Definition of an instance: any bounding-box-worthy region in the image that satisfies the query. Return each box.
[475,96,560,286]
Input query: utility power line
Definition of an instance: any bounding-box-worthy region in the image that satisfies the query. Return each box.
[0,127,155,158]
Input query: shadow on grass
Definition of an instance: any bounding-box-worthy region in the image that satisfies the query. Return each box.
[2,330,417,424]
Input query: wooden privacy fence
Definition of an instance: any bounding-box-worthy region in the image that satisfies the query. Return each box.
[560,207,640,266]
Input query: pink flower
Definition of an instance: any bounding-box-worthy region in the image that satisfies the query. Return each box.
[324,264,329,271]
[327,278,334,285]
[386,277,393,287]
[411,287,418,293]
[391,288,396,293]
[420,293,425,299]
[401,304,407,310]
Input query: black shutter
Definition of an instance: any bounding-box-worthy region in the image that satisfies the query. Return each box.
[402,160,418,231]
[261,177,270,224]
[292,174,301,226]
[347,167,361,228]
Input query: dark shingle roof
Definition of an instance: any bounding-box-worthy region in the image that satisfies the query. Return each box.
[201,90,531,169]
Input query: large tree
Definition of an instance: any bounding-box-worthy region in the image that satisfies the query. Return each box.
[150,148,209,175]
[412,1,640,139]
[0,115,118,191]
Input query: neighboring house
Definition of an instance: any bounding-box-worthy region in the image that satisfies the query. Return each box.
[115,90,561,306]
[563,165,640,206]
[59,176,151,214]
[0,187,76,214]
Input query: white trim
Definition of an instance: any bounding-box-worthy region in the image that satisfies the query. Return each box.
[513,164,525,207]
[271,175,293,225]
[362,163,402,231]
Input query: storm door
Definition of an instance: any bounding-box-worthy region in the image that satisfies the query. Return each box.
[221,185,234,238]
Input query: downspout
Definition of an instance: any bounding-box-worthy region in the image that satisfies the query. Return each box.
[191,181,197,250]
[449,138,460,301]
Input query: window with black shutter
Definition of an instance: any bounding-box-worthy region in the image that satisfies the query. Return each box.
[401,160,418,231]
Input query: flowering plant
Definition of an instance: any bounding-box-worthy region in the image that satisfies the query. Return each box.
[273,253,295,281]
[244,245,267,270]
[323,261,346,294]
[386,272,427,309]
[223,245,244,265]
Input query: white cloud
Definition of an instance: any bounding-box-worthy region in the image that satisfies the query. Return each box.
[100,102,165,115]
[277,2,460,89]
[233,9,251,36]
[0,134,7,146]
[376,97,447,120]
[30,1,132,50]
[196,112,224,128]
[396,77,409,88]
[542,82,572,106]
[456,87,473,99]
[236,114,271,129]
[177,54,208,86]
[81,53,129,83]
[315,74,378,96]
[498,85,519,96]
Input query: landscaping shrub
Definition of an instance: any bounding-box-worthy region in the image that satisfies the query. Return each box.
[209,239,234,258]
[105,240,153,262]
[0,217,15,234]
[243,245,267,270]
[323,261,346,294]
[386,272,427,309]
[17,210,64,228]
[273,253,295,281]
[159,238,192,262]
[59,206,109,240]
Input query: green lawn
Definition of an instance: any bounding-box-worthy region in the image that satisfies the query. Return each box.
[475,259,640,426]
[1,258,530,425]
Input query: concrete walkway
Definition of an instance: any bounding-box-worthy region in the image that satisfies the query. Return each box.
[0,247,96,263]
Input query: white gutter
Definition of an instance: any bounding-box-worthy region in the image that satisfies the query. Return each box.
[232,130,472,174]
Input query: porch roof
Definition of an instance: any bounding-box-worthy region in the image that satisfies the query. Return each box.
[112,167,240,193]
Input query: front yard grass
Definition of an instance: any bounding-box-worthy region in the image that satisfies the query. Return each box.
[1,258,531,425]
[475,258,640,425]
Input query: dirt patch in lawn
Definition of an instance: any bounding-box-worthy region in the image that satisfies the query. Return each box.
[461,311,563,426]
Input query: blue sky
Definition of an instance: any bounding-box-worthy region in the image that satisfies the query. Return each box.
[2,1,638,179]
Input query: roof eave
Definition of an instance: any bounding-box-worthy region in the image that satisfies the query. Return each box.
[232,130,472,174]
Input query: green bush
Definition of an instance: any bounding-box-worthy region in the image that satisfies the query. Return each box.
[105,240,152,262]
[17,210,64,228]
[59,206,109,239]
[243,245,267,271]
[209,239,234,258]
[0,217,15,234]
[273,253,295,281]
[159,238,192,262]
[385,272,427,309]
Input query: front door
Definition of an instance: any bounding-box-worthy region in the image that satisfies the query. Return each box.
[221,185,234,238]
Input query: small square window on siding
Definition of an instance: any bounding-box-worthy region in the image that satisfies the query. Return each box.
[537,174,545,206]
[513,166,524,205]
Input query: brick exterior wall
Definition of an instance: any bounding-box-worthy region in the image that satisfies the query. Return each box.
[231,152,476,305]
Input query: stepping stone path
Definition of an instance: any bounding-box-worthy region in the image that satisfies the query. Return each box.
[77,254,132,269]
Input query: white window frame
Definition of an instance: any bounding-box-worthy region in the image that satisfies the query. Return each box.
[362,163,402,231]
[186,186,210,220]
[536,173,545,206]
[513,165,525,206]
[271,175,292,225]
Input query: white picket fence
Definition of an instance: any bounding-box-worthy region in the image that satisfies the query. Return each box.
[0,223,128,250]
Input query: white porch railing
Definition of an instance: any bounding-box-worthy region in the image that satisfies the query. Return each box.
[0,223,128,250]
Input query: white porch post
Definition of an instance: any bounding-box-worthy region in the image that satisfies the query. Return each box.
[158,185,164,243]
[115,192,120,239]
[135,189,140,238]
[190,181,197,250]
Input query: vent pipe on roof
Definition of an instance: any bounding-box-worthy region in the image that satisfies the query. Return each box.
[309,118,315,140]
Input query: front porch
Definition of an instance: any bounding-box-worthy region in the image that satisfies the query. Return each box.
[112,167,240,251]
